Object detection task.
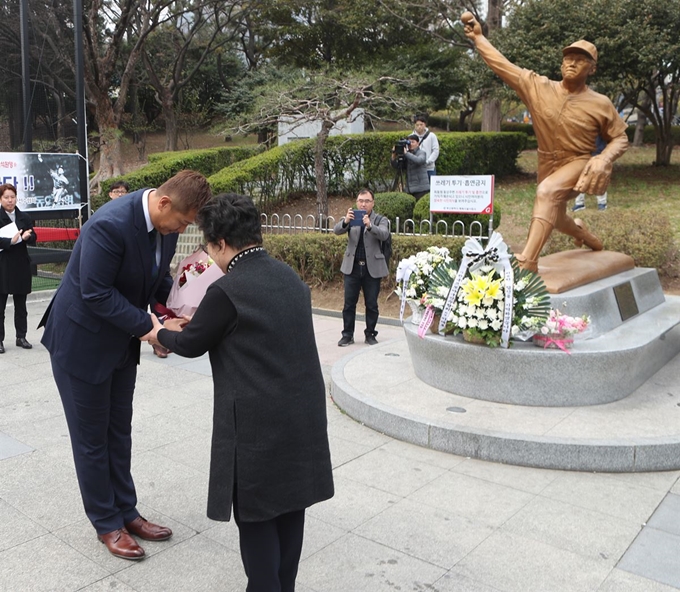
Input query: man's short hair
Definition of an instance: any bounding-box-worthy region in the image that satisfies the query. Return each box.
[407,134,420,142]
[414,113,428,124]
[157,170,212,214]
[197,193,262,251]
[357,188,374,200]
[110,181,130,193]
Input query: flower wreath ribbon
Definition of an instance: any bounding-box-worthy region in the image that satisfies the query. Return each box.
[396,259,418,322]
[437,232,515,348]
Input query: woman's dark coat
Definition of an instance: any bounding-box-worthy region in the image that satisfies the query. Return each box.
[0,206,36,295]
[159,250,334,522]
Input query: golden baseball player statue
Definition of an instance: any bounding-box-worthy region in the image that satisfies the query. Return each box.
[462,12,629,272]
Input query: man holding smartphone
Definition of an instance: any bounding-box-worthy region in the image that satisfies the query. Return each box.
[333,189,390,347]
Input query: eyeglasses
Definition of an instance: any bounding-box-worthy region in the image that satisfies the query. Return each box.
[110,189,127,195]
[357,199,373,204]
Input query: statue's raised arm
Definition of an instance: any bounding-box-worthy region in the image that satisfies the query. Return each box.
[461,11,629,273]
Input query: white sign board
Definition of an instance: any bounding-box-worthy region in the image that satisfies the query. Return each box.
[278,109,364,146]
[430,175,494,215]
[0,152,82,212]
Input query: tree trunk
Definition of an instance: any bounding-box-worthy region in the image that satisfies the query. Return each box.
[655,128,673,166]
[89,97,124,191]
[163,96,179,152]
[315,121,332,218]
[481,98,501,132]
[481,0,502,132]
[633,110,646,147]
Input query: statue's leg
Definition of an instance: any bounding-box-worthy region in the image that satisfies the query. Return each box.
[555,214,603,251]
[518,158,589,270]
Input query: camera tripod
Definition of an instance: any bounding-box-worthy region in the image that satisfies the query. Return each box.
[391,158,406,192]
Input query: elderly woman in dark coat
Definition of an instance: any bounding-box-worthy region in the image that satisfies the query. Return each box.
[142,193,334,592]
[0,183,37,353]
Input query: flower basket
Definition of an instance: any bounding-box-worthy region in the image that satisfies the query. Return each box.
[532,333,574,350]
[462,329,487,345]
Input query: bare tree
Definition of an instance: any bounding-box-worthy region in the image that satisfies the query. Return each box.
[233,72,417,218]
[142,1,245,151]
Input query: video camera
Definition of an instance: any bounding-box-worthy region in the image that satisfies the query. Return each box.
[394,138,410,157]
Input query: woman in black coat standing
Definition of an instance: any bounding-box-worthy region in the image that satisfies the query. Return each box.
[142,193,334,592]
[0,183,37,353]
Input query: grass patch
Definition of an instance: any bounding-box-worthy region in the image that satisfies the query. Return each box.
[494,146,680,250]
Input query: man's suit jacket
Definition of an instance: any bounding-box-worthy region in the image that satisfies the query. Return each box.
[40,189,178,384]
[333,211,389,278]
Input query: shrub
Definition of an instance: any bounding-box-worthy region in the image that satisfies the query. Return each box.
[208,131,526,212]
[543,207,677,270]
[93,145,263,211]
[262,233,466,292]
[411,193,502,236]
[374,192,416,228]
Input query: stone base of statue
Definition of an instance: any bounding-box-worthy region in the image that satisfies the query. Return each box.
[403,267,678,406]
[331,266,680,471]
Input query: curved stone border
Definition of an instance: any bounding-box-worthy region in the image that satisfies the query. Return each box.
[330,345,680,472]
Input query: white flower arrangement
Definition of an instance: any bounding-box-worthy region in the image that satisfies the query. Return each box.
[395,247,454,301]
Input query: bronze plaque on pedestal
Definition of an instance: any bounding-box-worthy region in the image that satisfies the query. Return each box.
[613,281,639,321]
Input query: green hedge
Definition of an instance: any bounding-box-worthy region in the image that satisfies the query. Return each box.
[374,192,417,228]
[543,207,677,270]
[263,233,466,292]
[624,125,680,145]
[209,131,527,211]
[93,145,263,211]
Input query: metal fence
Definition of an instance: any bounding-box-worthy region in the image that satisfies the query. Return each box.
[258,213,490,239]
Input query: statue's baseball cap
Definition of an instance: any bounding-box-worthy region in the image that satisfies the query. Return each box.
[562,40,598,63]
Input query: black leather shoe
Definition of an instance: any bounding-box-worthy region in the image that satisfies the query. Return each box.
[365,335,378,346]
[16,337,32,349]
[338,336,354,347]
[0,342,4,354]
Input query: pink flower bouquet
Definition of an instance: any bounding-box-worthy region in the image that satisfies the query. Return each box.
[533,309,590,353]
[166,249,224,317]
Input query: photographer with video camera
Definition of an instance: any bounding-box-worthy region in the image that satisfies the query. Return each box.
[390,134,430,199]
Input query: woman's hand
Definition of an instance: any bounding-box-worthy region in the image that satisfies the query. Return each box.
[164,315,191,332]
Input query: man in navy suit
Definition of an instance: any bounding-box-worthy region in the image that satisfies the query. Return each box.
[40,170,212,560]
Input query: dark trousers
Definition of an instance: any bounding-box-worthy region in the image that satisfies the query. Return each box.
[342,260,381,339]
[0,293,28,341]
[233,490,305,592]
[51,350,140,535]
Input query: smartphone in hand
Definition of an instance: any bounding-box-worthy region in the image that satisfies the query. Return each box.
[349,209,366,227]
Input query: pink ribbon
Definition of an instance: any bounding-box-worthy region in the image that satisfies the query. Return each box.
[418,306,436,338]
[537,335,573,354]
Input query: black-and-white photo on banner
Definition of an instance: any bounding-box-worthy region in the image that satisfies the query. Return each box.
[0,152,82,211]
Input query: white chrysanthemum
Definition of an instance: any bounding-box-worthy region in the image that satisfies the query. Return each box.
[458,317,468,329]
[478,319,489,330]
[467,318,478,328]
[490,319,502,331]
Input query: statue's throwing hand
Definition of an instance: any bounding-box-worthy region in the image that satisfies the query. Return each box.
[574,155,612,196]
[461,12,482,39]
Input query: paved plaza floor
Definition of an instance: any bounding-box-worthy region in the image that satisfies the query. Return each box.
[1,295,680,591]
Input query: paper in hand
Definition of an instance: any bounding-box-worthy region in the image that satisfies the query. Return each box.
[0,222,19,252]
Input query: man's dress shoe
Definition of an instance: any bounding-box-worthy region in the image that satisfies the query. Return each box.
[124,516,173,541]
[98,528,145,560]
[16,337,32,349]
[0,342,4,354]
